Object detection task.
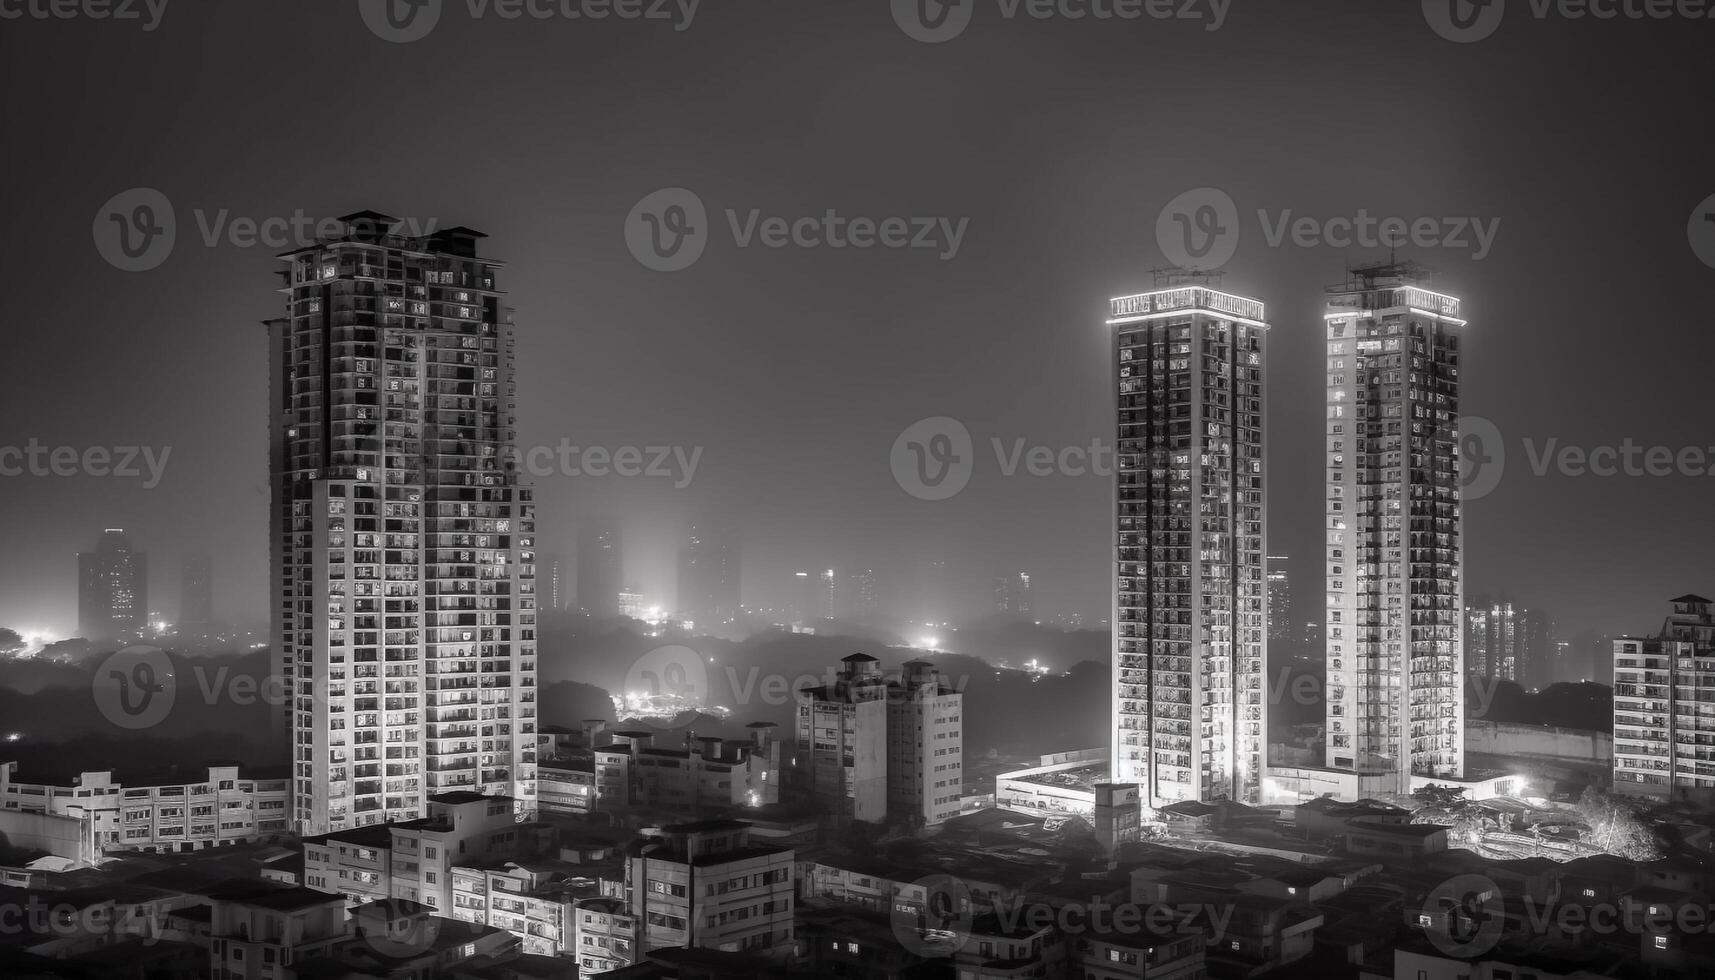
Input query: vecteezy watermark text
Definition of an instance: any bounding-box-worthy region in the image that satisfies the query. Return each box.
[93,188,441,272]
[889,416,1144,501]
[92,646,308,731]
[499,442,701,488]
[1155,187,1501,271]
[891,0,1229,44]
[625,188,969,272]
[0,0,167,30]
[1424,0,1715,44]
[0,441,171,488]
[359,0,699,43]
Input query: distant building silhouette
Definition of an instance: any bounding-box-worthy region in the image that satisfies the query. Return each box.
[179,552,214,630]
[1267,555,1293,650]
[578,519,623,617]
[847,568,879,622]
[677,522,740,626]
[993,570,1034,619]
[78,528,147,642]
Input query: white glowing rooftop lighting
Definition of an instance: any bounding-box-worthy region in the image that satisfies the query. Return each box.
[1107,286,1267,328]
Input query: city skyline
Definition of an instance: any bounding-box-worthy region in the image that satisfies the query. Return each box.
[6,6,1715,978]
[5,5,1713,644]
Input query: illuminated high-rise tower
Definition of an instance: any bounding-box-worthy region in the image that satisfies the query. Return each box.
[1109,281,1268,806]
[1323,262,1465,795]
[78,528,148,642]
[1266,555,1293,651]
[268,211,538,835]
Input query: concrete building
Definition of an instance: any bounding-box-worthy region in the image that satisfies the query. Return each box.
[302,791,543,914]
[885,660,963,826]
[1109,281,1268,807]
[624,819,794,956]
[995,749,1108,818]
[267,212,538,836]
[537,722,781,815]
[795,655,890,823]
[1614,595,1715,801]
[209,886,348,980]
[573,895,638,974]
[796,656,964,825]
[1323,262,1466,796]
[448,859,602,956]
[0,762,289,855]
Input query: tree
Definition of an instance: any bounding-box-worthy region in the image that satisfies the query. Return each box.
[1573,788,1662,862]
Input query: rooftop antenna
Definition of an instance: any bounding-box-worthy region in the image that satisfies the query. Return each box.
[1150,267,1225,290]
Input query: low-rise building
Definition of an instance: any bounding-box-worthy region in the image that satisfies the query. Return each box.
[537,722,781,815]
[626,819,795,956]
[573,895,639,974]
[0,762,290,855]
[303,792,548,914]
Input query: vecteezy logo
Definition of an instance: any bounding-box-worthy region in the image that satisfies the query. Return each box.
[892,0,973,43]
[622,644,710,729]
[92,645,176,731]
[359,0,443,43]
[891,874,974,956]
[1421,874,1504,958]
[1687,193,1715,270]
[625,188,709,272]
[92,188,176,272]
[891,416,974,501]
[1453,415,1505,502]
[1156,187,1239,272]
[1423,0,1505,43]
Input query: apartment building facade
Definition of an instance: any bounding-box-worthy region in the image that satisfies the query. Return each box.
[0,763,289,855]
[268,212,538,836]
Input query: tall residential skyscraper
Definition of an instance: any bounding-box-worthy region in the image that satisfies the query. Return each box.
[1109,282,1268,807]
[268,212,537,835]
[180,553,214,630]
[1323,263,1465,794]
[78,528,148,642]
[578,519,622,617]
[1266,555,1293,651]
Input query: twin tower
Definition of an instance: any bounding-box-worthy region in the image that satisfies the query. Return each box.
[1108,264,1467,808]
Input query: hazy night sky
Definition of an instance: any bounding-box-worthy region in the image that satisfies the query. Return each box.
[2,1,1711,639]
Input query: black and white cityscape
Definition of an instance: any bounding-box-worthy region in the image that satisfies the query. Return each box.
[3,2,1715,978]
